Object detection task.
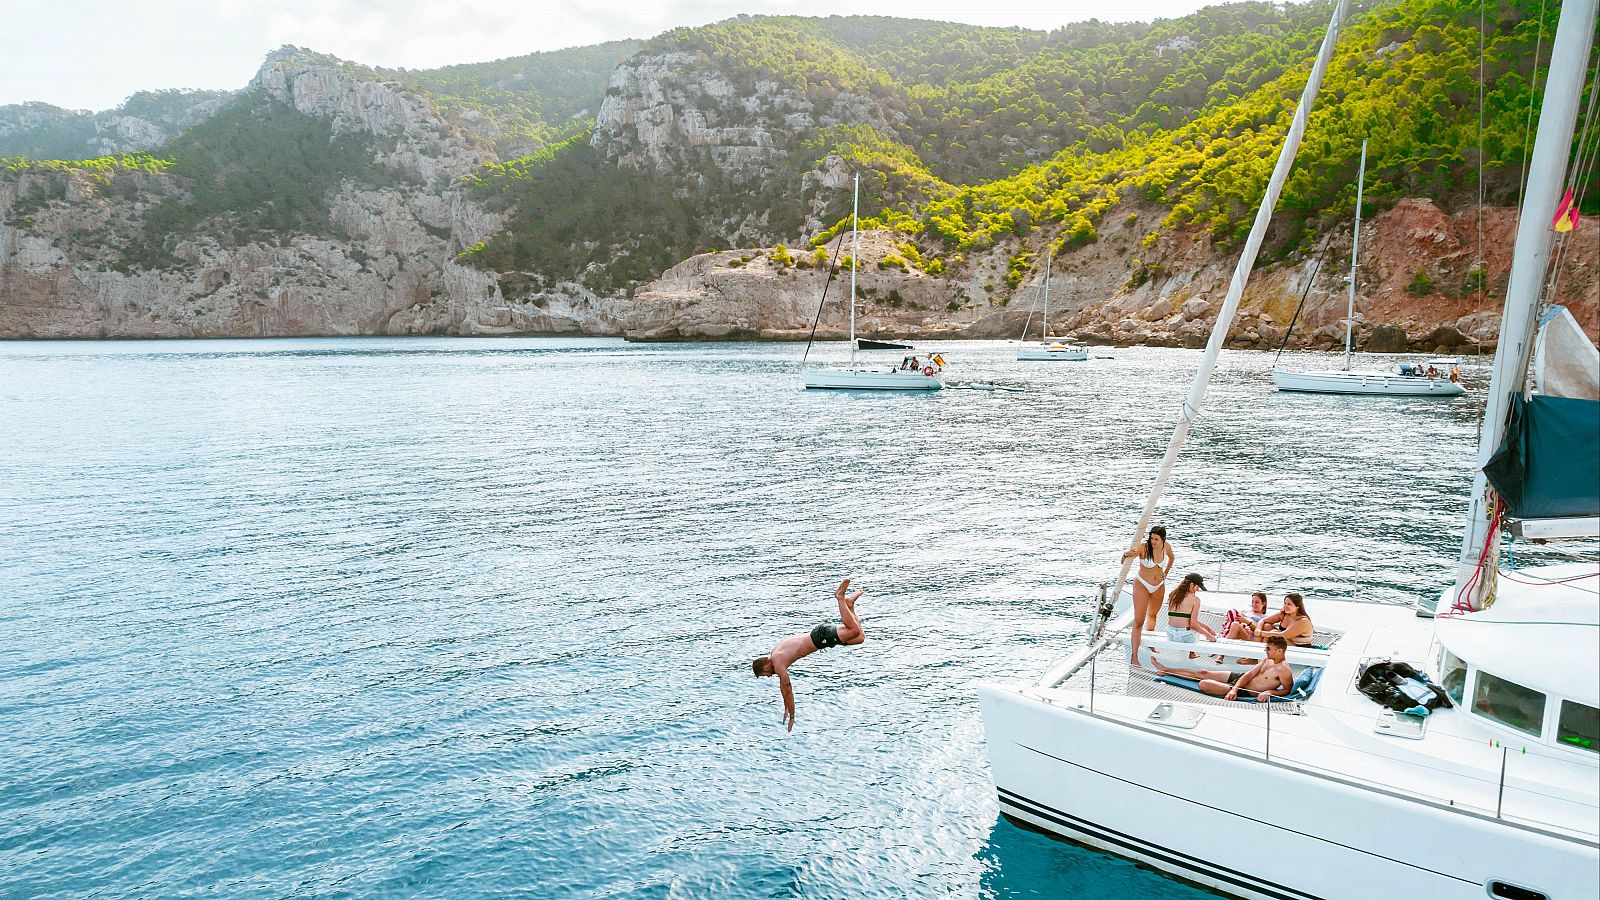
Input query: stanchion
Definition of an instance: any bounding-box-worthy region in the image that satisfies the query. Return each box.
[1496,746,1507,818]
[1265,695,1272,760]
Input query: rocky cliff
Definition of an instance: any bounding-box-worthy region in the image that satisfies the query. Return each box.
[622,198,1597,351]
[0,50,633,339]
[3,8,1595,345]
[0,91,232,160]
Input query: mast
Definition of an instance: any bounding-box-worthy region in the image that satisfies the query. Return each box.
[849,173,859,369]
[1344,138,1367,372]
[1042,249,1053,341]
[1452,0,1598,611]
[1042,0,1351,686]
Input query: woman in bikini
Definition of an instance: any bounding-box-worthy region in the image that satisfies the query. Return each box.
[1221,591,1269,640]
[1231,593,1313,646]
[1120,525,1174,667]
[1164,572,1216,645]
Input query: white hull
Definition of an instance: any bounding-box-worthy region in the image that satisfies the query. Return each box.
[1273,369,1464,396]
[802,367,942,391]
[1016,346,1089,361]
[979,682,1597,900]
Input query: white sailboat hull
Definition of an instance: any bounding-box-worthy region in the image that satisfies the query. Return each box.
[802,367,942,390]
[979,682,1596,900]
[1016,346,1089,361]
[1273,369,1465,396]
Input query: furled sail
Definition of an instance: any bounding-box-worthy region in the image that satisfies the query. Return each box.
[1532,305,1600,400]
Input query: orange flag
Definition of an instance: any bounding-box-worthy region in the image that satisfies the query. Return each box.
[1551,189,1580,233]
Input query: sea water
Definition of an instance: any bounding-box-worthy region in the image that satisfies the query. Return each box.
[0,338,1489,898]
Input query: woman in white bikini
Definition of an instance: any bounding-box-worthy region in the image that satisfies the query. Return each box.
[1120,525,1174,667]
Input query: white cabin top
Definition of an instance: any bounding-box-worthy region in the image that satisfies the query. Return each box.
[1435,562,1600,709]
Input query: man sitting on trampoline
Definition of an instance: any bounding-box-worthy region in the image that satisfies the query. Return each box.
[1152,636,1294,702]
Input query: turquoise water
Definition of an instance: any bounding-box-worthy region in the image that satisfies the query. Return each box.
[0,338,1488,898]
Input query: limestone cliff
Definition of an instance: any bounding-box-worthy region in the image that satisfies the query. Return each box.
[0,50,629,339]
[621,199,1598,351]
[0,91,232,159]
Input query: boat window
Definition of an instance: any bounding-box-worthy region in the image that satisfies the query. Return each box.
[1438,650,1467,704]
[1556,700,1599,754]
[1472,671,1546,737]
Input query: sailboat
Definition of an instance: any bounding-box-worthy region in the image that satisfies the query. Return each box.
[803,174,944,391]
[978,0,1599,896]
[1272,138,1465,396]
[1017,250,1089,361]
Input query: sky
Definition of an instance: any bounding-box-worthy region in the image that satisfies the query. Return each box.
[1,0,1253,111]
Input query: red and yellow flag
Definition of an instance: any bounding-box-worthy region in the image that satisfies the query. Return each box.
[1552,189,1580,233]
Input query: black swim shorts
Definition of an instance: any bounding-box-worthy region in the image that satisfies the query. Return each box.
[810,624,842,650]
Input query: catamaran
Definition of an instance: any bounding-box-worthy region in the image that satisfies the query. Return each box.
[803,174,944,391]
[978,0,1599,897]
[1017,249,1089,361]
[1273,138,1464,396]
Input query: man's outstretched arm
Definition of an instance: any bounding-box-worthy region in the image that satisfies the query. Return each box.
[776,664,797,732]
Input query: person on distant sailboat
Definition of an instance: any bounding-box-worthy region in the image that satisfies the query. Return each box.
[752,578,866,732]
[1121,525,1174,667]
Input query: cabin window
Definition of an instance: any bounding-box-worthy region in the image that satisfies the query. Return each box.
[1438,650,1467,704]
[1472,671,1546,737]
[1556,700,1599,754]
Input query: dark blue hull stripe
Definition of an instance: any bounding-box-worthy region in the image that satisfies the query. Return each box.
[996,786,1316,900]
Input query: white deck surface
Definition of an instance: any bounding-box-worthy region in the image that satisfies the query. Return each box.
[1044,593,1599,840]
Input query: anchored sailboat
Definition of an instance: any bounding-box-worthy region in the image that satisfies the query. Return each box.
[1273,139,1464,396]
[803,174,944,391]
[1017,250,1088,361]
[978,0,1599,895]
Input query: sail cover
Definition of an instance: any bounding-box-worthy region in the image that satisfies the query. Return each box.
[1484,393,1600,519]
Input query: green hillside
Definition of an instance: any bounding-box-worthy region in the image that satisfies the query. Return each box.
[467,0,1584,293]
[384,40,641,152]
[4,0,1588,300]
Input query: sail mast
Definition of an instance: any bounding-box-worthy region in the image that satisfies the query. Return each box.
[1043,0,1351,685]
[1452,0,1598,610]
[849,173,859,369]
[1344,138,1367,372]
[1043,249,1053,340]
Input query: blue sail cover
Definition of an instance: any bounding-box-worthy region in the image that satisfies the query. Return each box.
[1484,394,1600,519]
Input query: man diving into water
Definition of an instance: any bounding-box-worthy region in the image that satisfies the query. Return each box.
[752,578,866,731]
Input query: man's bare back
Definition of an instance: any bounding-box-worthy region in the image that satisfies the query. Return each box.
[752,579,866,731]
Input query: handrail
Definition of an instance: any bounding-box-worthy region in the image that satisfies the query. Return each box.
[1030,688,1600,841]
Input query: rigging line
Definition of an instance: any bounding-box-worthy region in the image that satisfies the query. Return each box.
[1516,0,1551,209]
[1498,570,1600,587]
[1018,277,1040,344]
[1476,0,1486,305]
[1270,232,1338,367]
[798,228,851,370]
[1542,53,1600,309]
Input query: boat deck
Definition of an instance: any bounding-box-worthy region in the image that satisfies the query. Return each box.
[1033,593,1600,841]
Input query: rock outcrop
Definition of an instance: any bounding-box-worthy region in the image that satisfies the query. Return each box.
[0,91,232,159]
[0,49,569,339]
[619,199,1598,350]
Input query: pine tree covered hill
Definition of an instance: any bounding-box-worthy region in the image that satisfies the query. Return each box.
[465,0,1593,294]
[2,0,1590,298]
